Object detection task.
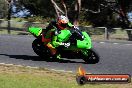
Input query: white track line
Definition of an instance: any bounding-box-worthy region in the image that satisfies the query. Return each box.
[125,44,132,46]
[98,42,132,46]
[51,69,73,73]
[113,43,118,44]
[99,42,105,44]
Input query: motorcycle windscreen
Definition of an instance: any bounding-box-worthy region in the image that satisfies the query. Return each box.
[57,29,71,42]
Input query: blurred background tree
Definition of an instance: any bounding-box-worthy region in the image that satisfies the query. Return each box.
[13,0,55,17]
[3,0,132,27]
[0,0,8,18]
[1,0,132,40]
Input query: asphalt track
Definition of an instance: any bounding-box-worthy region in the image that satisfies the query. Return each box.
[0,35,132,75]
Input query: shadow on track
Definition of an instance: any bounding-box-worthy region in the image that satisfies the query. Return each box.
[0,54,86,64]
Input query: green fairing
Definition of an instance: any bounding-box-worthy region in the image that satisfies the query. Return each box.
[48,29,71,48]
[56,22,73,42]
[57,29,71,42]
[57,30,92,49]
[77,32,92,49]
[29,27,42,37]
[29,26,92,50]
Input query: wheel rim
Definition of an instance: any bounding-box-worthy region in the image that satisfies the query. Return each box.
[89,51,97,60]
[32,39,51,57]
[82,49,99,63]
[33,42,43,53]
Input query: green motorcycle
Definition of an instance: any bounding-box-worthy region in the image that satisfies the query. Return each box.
[29,26,100,64]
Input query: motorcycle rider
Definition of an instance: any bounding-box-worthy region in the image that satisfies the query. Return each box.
[43,15,74,59]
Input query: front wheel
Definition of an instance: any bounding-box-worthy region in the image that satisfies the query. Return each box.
[82,48,100,64]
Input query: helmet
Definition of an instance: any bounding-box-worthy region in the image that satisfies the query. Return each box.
[57,15,69,30]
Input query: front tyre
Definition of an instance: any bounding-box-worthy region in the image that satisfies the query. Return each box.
[82,48,100,64]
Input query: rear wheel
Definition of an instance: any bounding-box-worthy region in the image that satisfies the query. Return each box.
[32,39,50,59]
[82,48,100,64]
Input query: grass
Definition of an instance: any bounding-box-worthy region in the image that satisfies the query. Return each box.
[0,19,130,41]
[0,29,30,35]
[0,29,129,41]
[91,29,129,41]
[0,64,131,88]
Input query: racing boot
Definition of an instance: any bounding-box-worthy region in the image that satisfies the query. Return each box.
[46,43,61,60]
[46,43,57,55]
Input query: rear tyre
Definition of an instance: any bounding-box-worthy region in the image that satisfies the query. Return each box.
[82,48,100,64]
[32,39,50,59]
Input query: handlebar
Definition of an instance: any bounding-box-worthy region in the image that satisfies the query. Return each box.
[72,26,84,40]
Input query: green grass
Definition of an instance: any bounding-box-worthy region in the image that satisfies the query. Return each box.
[0,73,72,88]
[91,29,129,41]
[0,29,30,35]
[0,28,131,42]
[0,64,131,88]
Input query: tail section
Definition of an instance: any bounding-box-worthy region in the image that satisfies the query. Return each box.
[29,27,42,37]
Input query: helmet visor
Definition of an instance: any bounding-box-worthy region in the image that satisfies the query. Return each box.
[60,23,67,28]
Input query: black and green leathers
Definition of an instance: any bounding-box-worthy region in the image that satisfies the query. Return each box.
[45,20,73,48]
